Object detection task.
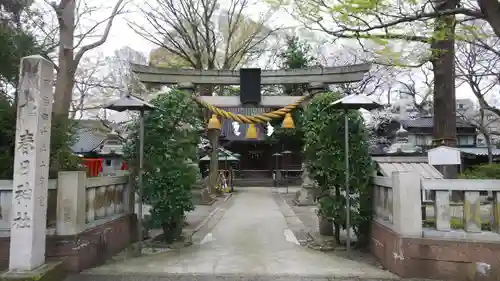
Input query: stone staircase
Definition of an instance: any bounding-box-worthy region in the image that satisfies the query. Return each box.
[233,177,275,187]
[232,170,301,187]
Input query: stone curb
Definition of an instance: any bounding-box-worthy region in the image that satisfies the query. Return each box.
[272,191,315,245]
[273,191,333,248]
[190,193,233,236]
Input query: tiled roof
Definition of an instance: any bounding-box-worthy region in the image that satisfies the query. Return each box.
[400,117,474,128]
[71,120,109,154]
[457,147,500,156]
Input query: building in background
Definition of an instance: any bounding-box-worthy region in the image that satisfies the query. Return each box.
[456,98,500,146]
[71,120,127,176]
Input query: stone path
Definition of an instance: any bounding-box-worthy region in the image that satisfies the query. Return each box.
[76,187,397,279]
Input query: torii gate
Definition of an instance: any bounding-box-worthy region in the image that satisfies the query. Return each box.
[130,63,371,197]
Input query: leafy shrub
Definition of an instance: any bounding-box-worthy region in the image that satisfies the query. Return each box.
[49,117,82,178]
[0,98,80,179]
[459,164,500,179]
[124,90,203,243]
[0,96,16,179]
[302,92,374,247]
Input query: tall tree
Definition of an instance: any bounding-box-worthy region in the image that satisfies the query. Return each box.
[266,36,318,147]
[455,28,500,162]
[279,36,319,95]
[130,0,280,81]
[0,1,57,178]
[46,0,127,117]
[289,0,500,40]
[0,0,49,97]
[288,0,460,179]
[71,47,147,123]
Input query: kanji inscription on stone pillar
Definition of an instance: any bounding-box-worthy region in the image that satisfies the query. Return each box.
[9,55,53,271]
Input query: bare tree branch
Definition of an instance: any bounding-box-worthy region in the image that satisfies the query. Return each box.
[48,0,128,116]
[455,30,500,161]
[73,0,127,65]
[128,0,281,73]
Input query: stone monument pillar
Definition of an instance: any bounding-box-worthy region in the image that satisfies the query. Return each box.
[9,56,54,271]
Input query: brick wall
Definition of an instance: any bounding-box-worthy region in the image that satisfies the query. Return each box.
[0,214,137,272]
[371,221,500,281]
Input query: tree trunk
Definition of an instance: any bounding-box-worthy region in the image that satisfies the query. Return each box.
[478,0,500,39]
[431,0,458,183]
[53,0,75,118]
[485,132,493,164]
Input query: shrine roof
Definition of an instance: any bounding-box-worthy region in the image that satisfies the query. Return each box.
[400,117,474,128]
[71,120,109,154]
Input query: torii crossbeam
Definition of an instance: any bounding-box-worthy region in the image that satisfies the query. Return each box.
[130,63,371,86]
[129,62,372,200]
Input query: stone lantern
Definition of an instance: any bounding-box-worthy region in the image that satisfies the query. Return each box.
[385,124,422,155]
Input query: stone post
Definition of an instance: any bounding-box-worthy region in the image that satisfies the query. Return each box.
[9,55,54,271]
[124,172,135,214]
[56,171,86,235]
[391,171,423,236]
[308,82,326,95]
[293,82,325,205]
[208,128,220,195]
[293,163,315,206]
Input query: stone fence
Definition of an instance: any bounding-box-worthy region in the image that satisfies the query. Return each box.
[0,171,136,271]
[371,171,500,281]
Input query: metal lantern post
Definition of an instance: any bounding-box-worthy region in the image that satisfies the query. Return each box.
[281,150,292,193]
[105,94,155,256]
[272,152,282,189]
[325,94,382,254]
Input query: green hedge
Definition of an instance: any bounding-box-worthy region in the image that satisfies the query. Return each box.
[459,163,500,179]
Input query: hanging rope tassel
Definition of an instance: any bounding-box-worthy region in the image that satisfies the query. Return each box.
[194,94,310,125]
[246,124,258,139]
[282,113,295,129]
[194,92,319,139]
[207,114,221,130]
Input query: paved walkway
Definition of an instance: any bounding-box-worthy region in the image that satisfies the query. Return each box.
[83,187,396,278]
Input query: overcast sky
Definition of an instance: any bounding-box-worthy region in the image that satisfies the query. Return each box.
[35,0,478,109]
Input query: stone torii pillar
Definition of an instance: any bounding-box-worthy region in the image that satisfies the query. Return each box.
[9,55,54,271]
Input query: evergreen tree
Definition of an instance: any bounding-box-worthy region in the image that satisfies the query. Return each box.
[279,36,319,96]
[266,36,319,151]
[0,3,70,179]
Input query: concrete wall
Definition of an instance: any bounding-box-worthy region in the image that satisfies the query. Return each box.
[371,172,500,280]
[0,171,136,272]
